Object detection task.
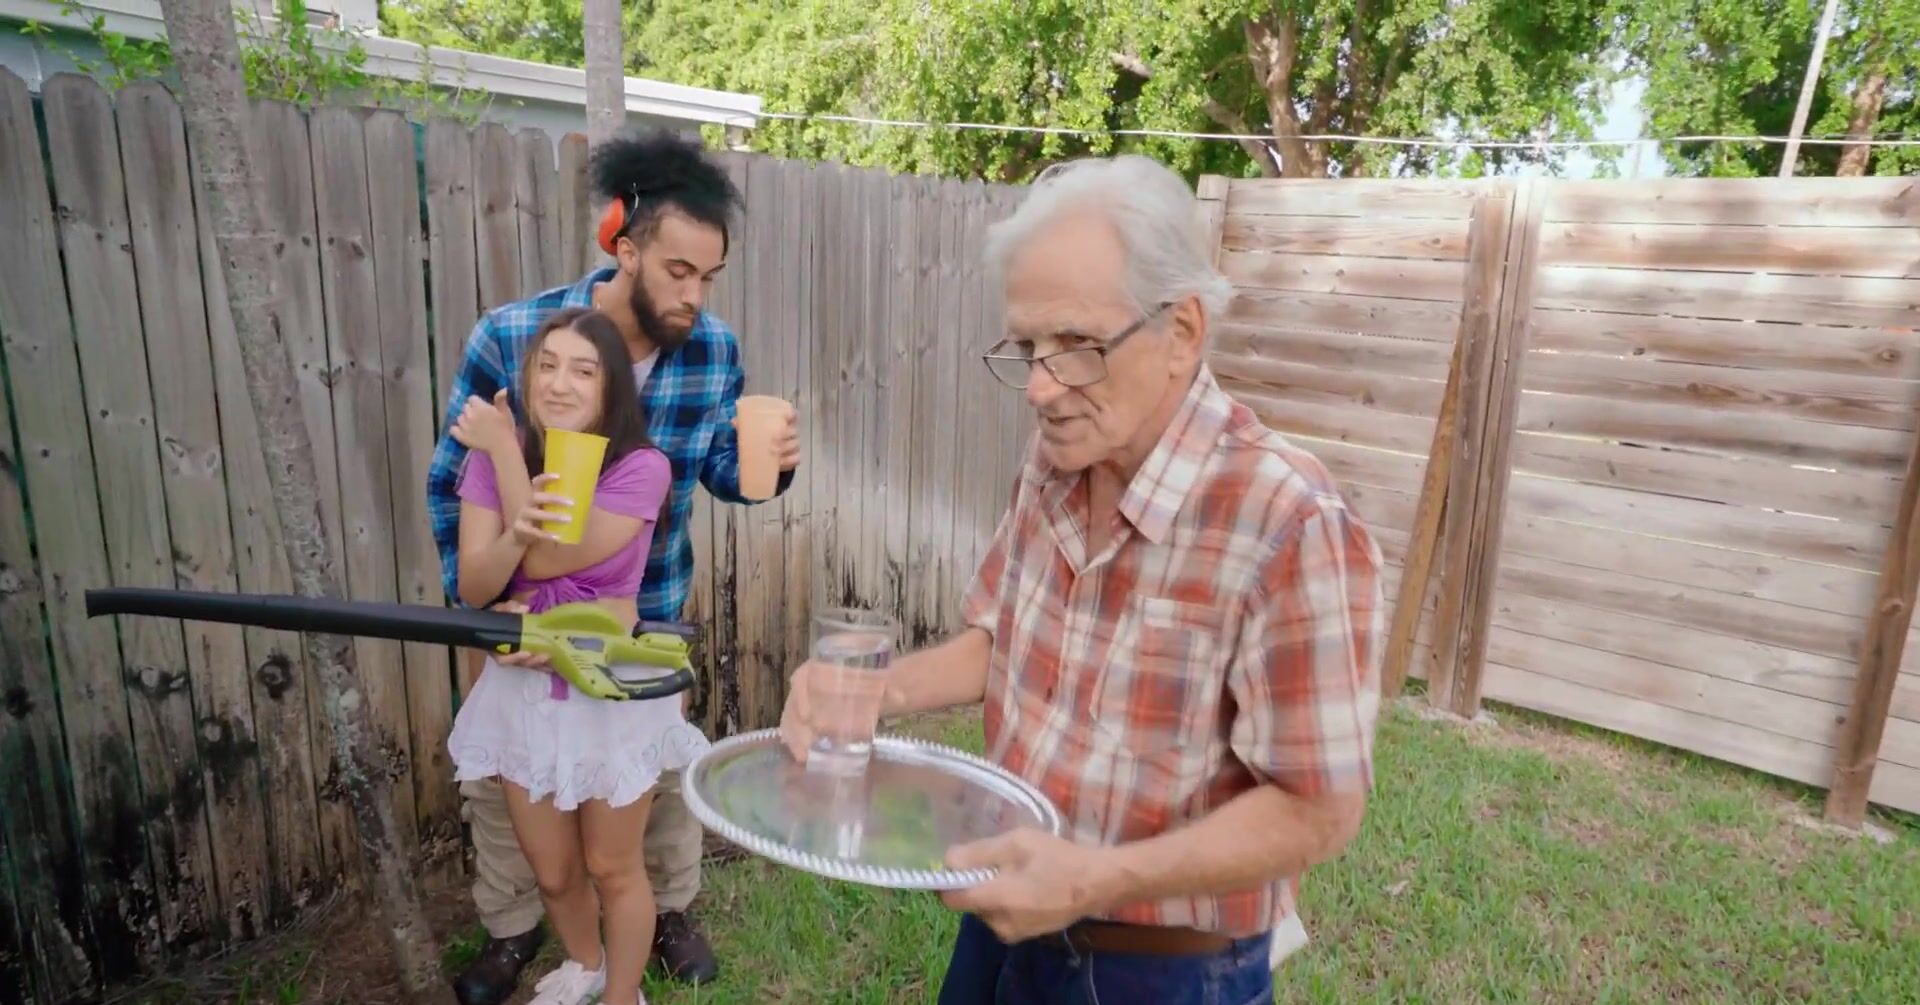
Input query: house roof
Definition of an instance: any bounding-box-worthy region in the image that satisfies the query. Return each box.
[0,0,763,127]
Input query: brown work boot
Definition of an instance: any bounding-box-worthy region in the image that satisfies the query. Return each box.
[652,909,719,984]
[452,925,546,1005]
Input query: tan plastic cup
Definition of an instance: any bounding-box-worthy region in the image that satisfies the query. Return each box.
[542,428,608,544]
[735,395,788,501]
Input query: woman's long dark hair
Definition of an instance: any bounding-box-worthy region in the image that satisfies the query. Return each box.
[518,307,654,476]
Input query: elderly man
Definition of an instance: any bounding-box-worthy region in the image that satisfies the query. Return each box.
[781,154,1383,1004]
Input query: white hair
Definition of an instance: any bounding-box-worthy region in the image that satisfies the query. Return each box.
[984,154,1235,318]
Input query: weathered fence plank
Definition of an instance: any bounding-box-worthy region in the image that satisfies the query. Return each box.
[515,128,563,292]
[364,109,458,864]
[779,162,817,687]
[0,66,96,1005]
[253,97,356,875]
[310,106,416,849]
[425,119,479,417]
[116,79,272,944]
[472,123,523,312]
[44,72,221,966]
[196,103,327,925]
[556,132,592,281]
[2,72,153,986]
[880,174,919,623]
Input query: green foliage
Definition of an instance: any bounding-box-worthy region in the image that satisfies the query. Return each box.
[18,0,494,123]
[615,0,1626,181]
[1625,0,1919,176]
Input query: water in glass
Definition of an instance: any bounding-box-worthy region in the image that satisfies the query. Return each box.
[807,608,894,776]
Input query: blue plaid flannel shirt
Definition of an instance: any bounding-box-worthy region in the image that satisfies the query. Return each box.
[427,267,792,623]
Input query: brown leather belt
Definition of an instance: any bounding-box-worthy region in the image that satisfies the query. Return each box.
[1060,920,1234,957]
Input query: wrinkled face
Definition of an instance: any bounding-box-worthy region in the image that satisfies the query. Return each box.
[528,327,606,433]
[616,208,727,351]
[1000,210,1203,475]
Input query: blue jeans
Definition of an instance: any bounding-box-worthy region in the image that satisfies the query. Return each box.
[937,914,1274,1005]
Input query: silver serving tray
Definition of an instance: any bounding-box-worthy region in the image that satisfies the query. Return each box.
[681,728,1063,890]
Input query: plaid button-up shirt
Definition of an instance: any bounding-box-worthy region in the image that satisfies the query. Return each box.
[961,365,1384,936]
[426,267,790,621]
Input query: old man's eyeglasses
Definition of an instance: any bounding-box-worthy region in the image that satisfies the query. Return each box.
[980,302,1172,390]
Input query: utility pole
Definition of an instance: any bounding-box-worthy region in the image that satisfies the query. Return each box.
[1779,0,1842,178]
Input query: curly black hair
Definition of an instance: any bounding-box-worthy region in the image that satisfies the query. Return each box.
[590,128,743,256]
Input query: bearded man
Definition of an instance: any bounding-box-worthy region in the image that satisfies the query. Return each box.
[425,128,799,1004]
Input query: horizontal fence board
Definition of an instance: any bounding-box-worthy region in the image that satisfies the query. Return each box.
[1538,221,1920,279]
[1232,393,1438,457]
[1528,309,1920,381]
[1495,548,1865,663]
[1221,250,1469,301]
[1496,507,1877,617]
[1225,178,1482,220]
[1485,628,1846,750]
[1488,590,1913,718]
[1209,355,1445,419]
[1524,350,1920,432]
[1542,178,1920,228]
[1516,391,1913,474]
[1482,664,1833,788]
[1532,266,1920,329]
[1213,322,1456,382]
[1506,473,1887,571]
[1226,288,1463,343]
[1307,439,1430,496]
[1222,215,1471,259]
[1509,431,1902,524]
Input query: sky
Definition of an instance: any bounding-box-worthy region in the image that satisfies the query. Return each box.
[1548,75,1668,179]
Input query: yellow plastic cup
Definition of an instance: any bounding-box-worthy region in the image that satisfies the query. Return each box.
[542,428,609,544]
[735,395,789,501]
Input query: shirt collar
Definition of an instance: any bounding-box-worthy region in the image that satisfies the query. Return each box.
[1037,364,1232,547]
[1120,365,1232,544]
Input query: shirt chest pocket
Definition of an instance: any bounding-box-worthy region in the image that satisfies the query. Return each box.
[1090,596,1227,756]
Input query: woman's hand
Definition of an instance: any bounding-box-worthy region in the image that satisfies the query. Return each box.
[490,600,552,668]
[450,388,520,455]
[508,472,572,548]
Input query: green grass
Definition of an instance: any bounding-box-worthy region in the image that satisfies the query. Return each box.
[622,704,1920,1004]
[110,702,1920,1004]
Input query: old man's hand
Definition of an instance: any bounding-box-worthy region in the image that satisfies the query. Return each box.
[939,829,1118,943]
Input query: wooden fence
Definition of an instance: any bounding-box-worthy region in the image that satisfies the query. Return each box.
[1199,173,1920,831]
[0,68,1027,1003]
[7,62,1917,1005]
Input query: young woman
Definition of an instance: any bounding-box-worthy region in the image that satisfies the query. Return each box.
[446,306,706,1005]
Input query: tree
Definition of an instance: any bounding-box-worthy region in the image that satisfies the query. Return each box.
[153,1,453,1001]
[1626,0,1919,177]
[625,0,1622,181]
[583,0,624,144]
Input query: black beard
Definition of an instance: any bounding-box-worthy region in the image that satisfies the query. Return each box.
[630,279,694,353]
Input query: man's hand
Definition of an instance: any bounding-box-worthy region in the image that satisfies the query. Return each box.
[450,388,519,455]
[939,829,1121,943]
[774,404,800,471]
[734,401,801,472]
[776,659,905,763]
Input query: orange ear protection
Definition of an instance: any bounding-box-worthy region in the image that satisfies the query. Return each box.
[595,193,635,255]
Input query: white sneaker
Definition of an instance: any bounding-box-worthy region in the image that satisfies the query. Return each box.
[527,958,606,1005]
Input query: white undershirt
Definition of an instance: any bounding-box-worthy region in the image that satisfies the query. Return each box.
[632,350,660,390]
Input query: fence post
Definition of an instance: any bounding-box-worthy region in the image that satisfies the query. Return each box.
[1424,182,1517,712]
[1196,174,1228,268]
[1824,414,1920,827]
[1445,179,1547,718]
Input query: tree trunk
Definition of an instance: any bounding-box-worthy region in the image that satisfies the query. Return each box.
[583,0,625,146]
[154,1,453,1001]
[1836,51,1888,177]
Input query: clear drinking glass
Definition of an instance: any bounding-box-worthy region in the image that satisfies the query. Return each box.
[806,606,896,775]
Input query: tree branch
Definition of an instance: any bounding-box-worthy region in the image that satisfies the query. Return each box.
[1110,50,1152,79]
[1244,12,1324,176]
[1201,97,1282,176]
[1837,35,1888,177]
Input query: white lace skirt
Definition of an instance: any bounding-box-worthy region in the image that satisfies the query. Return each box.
[448,657,710,811]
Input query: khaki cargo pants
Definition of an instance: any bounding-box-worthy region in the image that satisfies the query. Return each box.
[458,651,704,938]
